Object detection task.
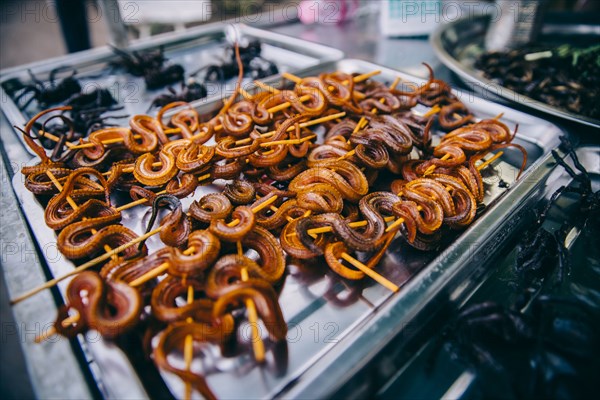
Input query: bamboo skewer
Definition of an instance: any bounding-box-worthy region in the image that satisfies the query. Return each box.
[238,240,265,363]
[183,284,194,400]
[281,71,377,100]
[10,227,162,305]
[233,112,345,146]
[340,253,399,292]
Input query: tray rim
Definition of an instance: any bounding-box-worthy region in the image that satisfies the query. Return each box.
[430,14,600,129]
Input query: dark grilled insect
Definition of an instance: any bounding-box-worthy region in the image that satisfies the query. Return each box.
[144,64,185,90]
[435,298,599,399]
[476,44,600,119]
[67,88,117,111]
[14,67,81,109]
[195,39,278,83]
[512,137,598,296]
[1,77,26,97]
[110,45,166,76]
[35,103,127,150]
[111,45,185,89]
[149,81,208,109]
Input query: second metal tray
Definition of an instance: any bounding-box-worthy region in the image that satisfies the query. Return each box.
[431,15,600,129]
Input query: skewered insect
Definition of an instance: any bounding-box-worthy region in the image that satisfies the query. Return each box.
[111,45,185,89]
[149,81,208,109]
[195,39,278,82]
[14,67,81,109]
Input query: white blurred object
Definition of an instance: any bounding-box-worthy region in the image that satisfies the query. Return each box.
[380,0,442,37]
[117,0,212,37]
[485,0,547,51]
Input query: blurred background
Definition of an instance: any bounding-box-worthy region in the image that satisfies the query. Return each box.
[1,0,598,70]
[0,0,295,69]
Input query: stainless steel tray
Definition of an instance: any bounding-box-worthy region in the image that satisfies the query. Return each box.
[430,15,600,129]
[0,22,344,156]
[11,59,565,399]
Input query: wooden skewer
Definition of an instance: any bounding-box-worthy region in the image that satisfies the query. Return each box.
[227,195,278,227]
[183,284,194,400]
[340,253,399,292]
[282,72,373,100]
[234,112,346,146]
[239,241,265,363]
[10,226,162,305]
[259,134,316,148]
[423,153,451,176]
[283,70,381,86]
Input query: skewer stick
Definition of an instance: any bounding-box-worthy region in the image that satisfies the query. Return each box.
[259,134,316,147]
[38,130,77,149]
[113,173,211,213]
[183,284,194,400]
[239,242,266,363]
[423,153,451,176]
[34,309,81,343]
[476,151,503,170]
[10,226,162,305]
[282,72,372,100]
[339,253,399,292]
[293,216,396,237]
[128,246,196,288]
[282,70,381,85]
[227,195,278,227]
[234,112,345,146]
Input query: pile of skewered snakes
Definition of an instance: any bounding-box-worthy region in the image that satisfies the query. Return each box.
[13,54,527,399]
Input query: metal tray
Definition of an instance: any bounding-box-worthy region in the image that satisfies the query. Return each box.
[11,59,565,399]
[430,15,600,129]
[0,22,344,156]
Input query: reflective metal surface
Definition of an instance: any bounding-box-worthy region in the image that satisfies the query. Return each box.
[431,15,600,129]
[10,58,566,399]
